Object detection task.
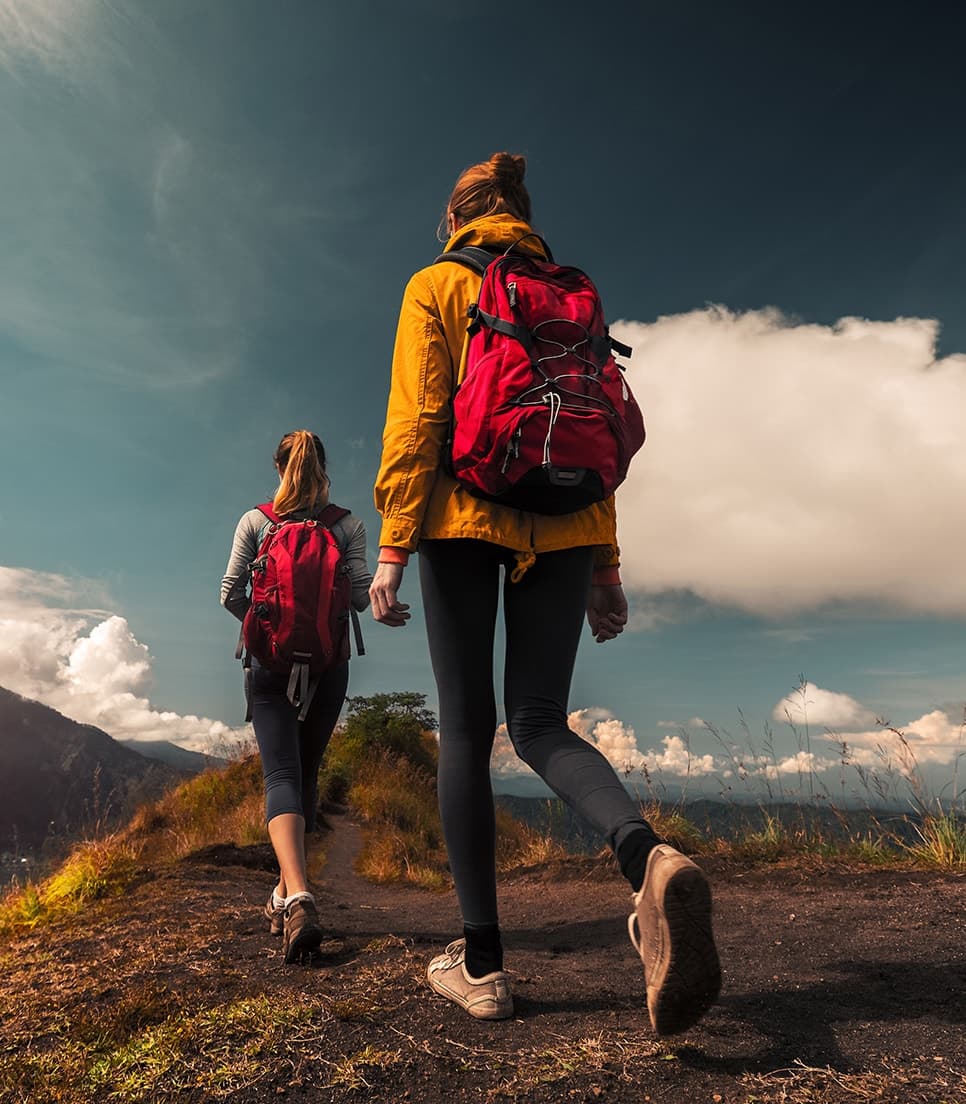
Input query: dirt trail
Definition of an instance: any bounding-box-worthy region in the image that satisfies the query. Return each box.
[3,811,964,1103]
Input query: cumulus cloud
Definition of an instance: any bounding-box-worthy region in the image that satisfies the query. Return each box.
[772,681,878,729]
[769,680,963,769]
[0,566,245,752]
[613,309,966,618]
[761,751,839,780]
[754,679,964,800]
[490,707,717,779]
[836,710,965,771]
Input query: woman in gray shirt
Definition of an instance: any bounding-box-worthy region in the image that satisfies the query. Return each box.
[221,429,371,963]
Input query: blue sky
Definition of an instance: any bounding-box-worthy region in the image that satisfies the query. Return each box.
[1,1,964,803]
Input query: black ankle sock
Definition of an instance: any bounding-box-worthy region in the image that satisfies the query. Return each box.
[617,827,662,893]
[463,923,503,977]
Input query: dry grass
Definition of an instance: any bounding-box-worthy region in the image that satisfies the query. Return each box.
[0,833,144,935]
[350,750,450,890]
[739,1056,966,1103]
[127,750,267,857]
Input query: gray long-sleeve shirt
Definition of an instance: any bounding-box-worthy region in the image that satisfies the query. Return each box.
[220,504,372,622]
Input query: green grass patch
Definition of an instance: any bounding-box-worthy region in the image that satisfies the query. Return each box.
[86,994,326,1101]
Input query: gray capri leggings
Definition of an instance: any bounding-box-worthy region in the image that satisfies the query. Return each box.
[249,658,349,830]
[418,538,651,927]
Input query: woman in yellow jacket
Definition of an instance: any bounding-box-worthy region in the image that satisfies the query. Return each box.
[371,153,719,1033]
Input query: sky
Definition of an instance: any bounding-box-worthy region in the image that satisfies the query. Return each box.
[1,0,964,807]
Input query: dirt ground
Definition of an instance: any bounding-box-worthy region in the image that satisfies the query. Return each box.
[2,811,964,1103]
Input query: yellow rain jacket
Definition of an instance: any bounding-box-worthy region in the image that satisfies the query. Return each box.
[374,213,620,580]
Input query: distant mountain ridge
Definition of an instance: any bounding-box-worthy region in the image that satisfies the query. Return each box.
[0,686,186,851]
[116,739,227,773]
[495,794,923,853]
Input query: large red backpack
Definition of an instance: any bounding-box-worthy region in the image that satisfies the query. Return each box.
[237,503,363,720]
[437,237,645,515]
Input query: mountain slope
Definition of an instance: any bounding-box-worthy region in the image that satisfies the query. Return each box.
[0,686,183,849]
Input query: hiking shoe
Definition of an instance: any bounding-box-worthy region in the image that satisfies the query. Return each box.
[628,844,721,1035]
[427,938,513,1020]
[264,893,285,937]
[282,894,323,964]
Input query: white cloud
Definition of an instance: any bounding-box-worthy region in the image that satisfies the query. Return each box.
[762,751,839,779]
[772,681,877,729]
[567,708,645,775]
[489,691,962,806]
[0,566,245,753]
[837,709,965,770]
[490,707,717,779]
[614,309,966,618]
[490,723,533,777]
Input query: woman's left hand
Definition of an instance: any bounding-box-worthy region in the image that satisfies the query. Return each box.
[586,584,628,643]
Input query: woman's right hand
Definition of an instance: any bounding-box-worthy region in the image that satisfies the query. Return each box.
[369,562,411,627]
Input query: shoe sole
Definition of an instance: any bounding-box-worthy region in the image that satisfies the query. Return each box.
[283,924,324,964]
[426,965,514,1020]
[645,864,721,1035]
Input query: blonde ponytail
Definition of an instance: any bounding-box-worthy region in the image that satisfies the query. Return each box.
[273,430,329,515]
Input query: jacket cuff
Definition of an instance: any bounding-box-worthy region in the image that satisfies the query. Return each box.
[592,542,620,569]
[591,565,622,586]
[378,546,410,566]
[378,516,419,552]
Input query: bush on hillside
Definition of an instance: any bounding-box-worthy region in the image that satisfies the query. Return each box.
[320,692,438,805]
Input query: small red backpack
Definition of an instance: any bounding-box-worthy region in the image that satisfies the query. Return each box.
[437,237,645,515]
[237,503,363,719]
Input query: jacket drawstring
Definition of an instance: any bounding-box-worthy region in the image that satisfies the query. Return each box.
[510,549,536,583]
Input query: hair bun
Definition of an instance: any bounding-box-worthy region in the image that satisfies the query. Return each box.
[489,152,527,189]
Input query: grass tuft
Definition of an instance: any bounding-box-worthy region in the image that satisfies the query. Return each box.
[326,1045,402,1089]
[908,811,966,867]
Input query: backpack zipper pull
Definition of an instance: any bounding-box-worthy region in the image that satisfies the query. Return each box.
[507,282,517,308]
[501,427,522,473]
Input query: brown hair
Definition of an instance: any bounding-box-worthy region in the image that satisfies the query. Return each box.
[272,430,329,515]
[442,152,532,237]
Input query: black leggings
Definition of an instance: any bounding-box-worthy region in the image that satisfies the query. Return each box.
[249,658,349,831]
[419,539,651,927]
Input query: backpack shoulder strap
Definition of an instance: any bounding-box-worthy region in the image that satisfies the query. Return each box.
[503,232,554,264]
[256,502,281,524]
[433,246,495,276]
[317,503,350,529]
